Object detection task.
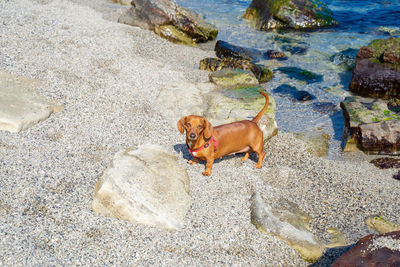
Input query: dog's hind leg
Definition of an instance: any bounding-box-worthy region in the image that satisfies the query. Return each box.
[241,152,250,161]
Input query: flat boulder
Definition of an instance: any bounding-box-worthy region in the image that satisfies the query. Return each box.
[243,0,337,31]
[341,96,400,154]
[0,71,63,133]
[91,145,191,231]
[349,37,400,99]
[118,0,218,46]
[332,231,400,267]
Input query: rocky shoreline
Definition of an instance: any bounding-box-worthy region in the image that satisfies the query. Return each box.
[1,0,399,265]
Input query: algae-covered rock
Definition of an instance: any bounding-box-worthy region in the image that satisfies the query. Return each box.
[243,0,338,31]
[350,37,400,99]
[277,66,323,84]
[118,0,218,46]
[209,68,259,88]
[200,57,273,83]
[341,96,400,154]
[330,48,358,70]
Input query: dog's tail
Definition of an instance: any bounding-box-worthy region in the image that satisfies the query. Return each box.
[252,92,269,124]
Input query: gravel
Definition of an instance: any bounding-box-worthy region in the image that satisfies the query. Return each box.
[0,0,399,265]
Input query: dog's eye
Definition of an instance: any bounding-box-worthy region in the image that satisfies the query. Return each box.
[197,125,203,129]
[186,123,191,127]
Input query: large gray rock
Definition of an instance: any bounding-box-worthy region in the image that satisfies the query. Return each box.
[118,0,218,46]
[91,145,191,231]
[0,71,63,133]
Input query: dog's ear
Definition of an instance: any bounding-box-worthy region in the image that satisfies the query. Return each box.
[177,117,186,134]
[203,118,213,139]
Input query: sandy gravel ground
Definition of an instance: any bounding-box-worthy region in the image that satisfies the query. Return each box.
[0,0,399,265]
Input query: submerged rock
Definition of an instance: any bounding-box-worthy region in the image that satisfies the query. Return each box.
[312,102,338,115]
[349,37,400,99]
[118,0,218,46]
[332,231,400,267]
[209,68,259,88]
[243,0,338,31]
[273,84,315,102]
[277,66,323,83]
[330,48,358,70]
[200,57,273,83]
[341,96,400,154]
[0,71,63,133]
[92,145,191,231]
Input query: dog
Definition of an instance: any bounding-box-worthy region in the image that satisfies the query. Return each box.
[177,91,269,176]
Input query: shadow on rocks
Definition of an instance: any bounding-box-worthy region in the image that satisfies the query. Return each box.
[309,244,355,267]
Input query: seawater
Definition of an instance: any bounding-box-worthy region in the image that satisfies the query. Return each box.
[176,0,400,159]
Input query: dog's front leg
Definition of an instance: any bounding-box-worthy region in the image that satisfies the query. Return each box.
[188,157,199,165]
[202,157,214,176]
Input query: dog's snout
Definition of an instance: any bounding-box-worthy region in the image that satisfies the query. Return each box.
[190,133,196,139]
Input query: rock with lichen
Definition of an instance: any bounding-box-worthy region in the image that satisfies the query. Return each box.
[243,0,337,31]
[340,96,400,154]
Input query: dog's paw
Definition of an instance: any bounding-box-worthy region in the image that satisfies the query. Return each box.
[188,160,197,165]
[254,164,262,169]
[202,171,211,176]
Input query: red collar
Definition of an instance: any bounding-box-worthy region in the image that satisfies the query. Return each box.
[187,135,218,156]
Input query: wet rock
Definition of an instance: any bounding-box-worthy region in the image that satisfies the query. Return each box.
[377,26,400,37]
[273,84,315,102]
[204,87,278,141]
[341,96,400,155]
[215,40,260,61]
[91,145,190,231]
[330,48,358,70]
[294,130,330,157]
[350,37,400,99]
[209,68,259,88]
[0,71,63,133]
[332,231,400,267]
[118,0,218,46]
[365,215,400,234]
[277,66,323,83]
[266,49,288,60]
[312,102,337,115]
[370,158,400,169]
[388,98,400,113]
[243,0,338,31]
[200,57,273,83]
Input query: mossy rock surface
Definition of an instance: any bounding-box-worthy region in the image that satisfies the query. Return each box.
[209,68,259,88]
[243,0,338,31]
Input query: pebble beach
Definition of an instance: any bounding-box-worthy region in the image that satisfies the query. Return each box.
[1,0,399,265]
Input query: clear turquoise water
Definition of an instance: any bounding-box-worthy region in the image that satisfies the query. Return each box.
[176,0,400,158]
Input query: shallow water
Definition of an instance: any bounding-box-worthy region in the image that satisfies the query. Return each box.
[176,0,400,159]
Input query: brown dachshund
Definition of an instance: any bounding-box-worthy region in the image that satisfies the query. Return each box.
[177,91,269,176]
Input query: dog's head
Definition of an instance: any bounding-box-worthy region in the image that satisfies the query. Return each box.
[177,115,213,141]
